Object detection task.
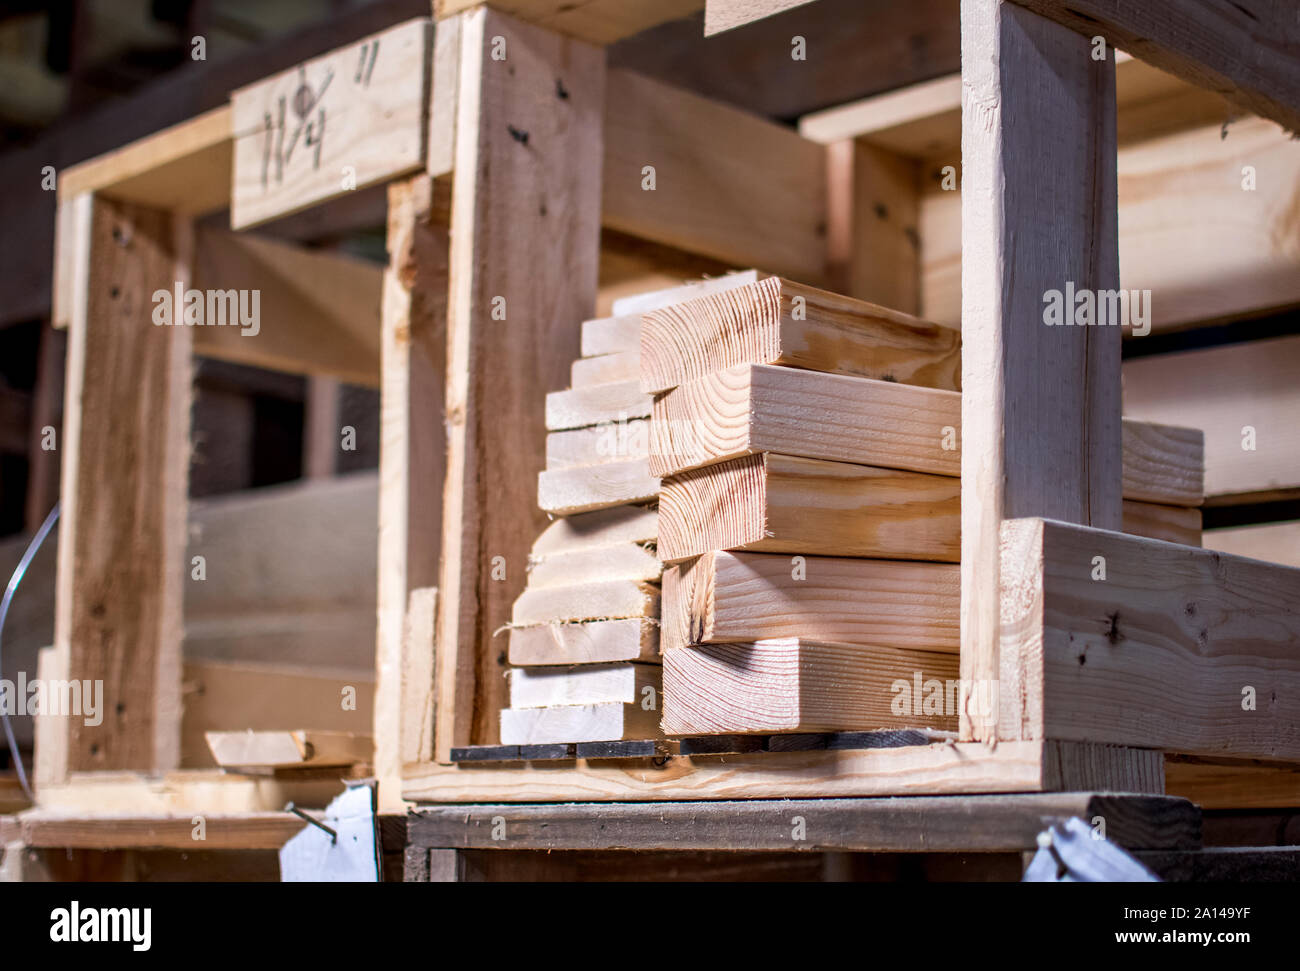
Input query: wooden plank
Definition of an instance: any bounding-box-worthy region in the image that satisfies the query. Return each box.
[436,0,704,45]
[191,226,383,386]
[500,702,660,745]
[46,199,191,779]
[1000,517,1300,761]
[959,0,1122,742]
[1165,757,1300,810]
[19,812,309,851]
[435,8,604,756]
[1205,521,1300,569]
[658,453,961,564]
[509,619,659,667]
[231,18,432,229]
[408,793,1198,849]
[512,580,659,627]
[205,731,373,770]
[640,277,960,395]
[59,106,232,215]
[546,421,649,470]
[530,505,658,557]
[1121,499,1202,547]
[571,352,640,387]
[1124,336,1300,502]
[1008,0,1300,135]
[603,70,827,284]
[650,364,960,478]
[610,270,760,317]
[663,639,960,735]
[1119,419,1204,507]
[376,175,447,805]
[662,551,958,654]
[509,664,658,709]
[546,380,652,431]
[398,588,438,769]
[703,0,818,35]
[537,459,660,515]
[426,12,462,179]
[526,543,661,589]
[580,314,642,357]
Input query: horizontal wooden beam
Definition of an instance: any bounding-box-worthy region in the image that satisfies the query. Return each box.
[436,0,705,44]
[19,812,309,851]
[205,730,373,770]
[1000,518,1300,761]
[1009,0,1300,134]
[704,0,818,35]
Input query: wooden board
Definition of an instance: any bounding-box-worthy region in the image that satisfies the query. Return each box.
[527,543,661,589]
[509,619,660,666]
[547,421,650,470]
[500,702,660,745]
[231,18,431,229]
[580,314,642,357]
[603,69,827,284]
[17,812,311,852]
[610,270,761,318]
[435,8,605,756]
[662,551,958,653]
[959,0,1122,742]
[1119,419,1204,507]
[1000,518,1300,761]
[435,0,704,45]
[1008,0,1300,134]
[657,452,961,564]
[640,276,960,395]
[537,459,660,515]
[205,730,373,770]
[1205,521,1300,569]
[512,580,659,627]
[530,505,658,557]
[1124,336,1300,502]
[509,664,658,709]
[572,352,640,387]
[703,0,817,34]
[662,639,960,735]
[546,380,652,431]
[1121,499,1202,547]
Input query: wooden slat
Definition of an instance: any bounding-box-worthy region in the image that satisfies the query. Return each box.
[658,452,961,564]
[1121,499,1202,547]
[1008,0,1300,135]
[1165,757,1300,810]
[663,639,960,735]
[1124,336,1300,502]
[580,314,642,357]
[509,664,658,709]
[959,0,1122,741]
[546,380,652,431]
[205,730,373,770]
[231,18,432,229]
[610,270,761,318]
[1000,518,1300,761]
[435,8,605,757]
[537,459,660,515]
[641,277,961,394]
[527,543,661,589]
[529,505,658,558]
[704,0,818,35]
[19,812,309,851]
[436,0,704,44]
[603,70,828,284]
[547,421,650,470]
[47,198,191,779]
[662,551,959,654]
[571,352,640,387]
[1119,419,1204,507]
[511,580,659,627]
[508,619,660,667]
[1205,521,1300,569]
[500,702,660,745]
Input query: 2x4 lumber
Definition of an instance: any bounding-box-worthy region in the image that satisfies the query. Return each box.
[435,8,605,756]
[580,315,641,357]
[703,0,819,35]
[1000,518,1300,761]
[376,176,448,804]
[35,768,349,816]
[547,421,649,470]
[47,197,191,779]
[609,270,760,318]
[435,0,705,45]
[205,731,373,770]
[1121,499,1202,547]
[500,701,660,745]
[509,663,658,709]
[18,812,312,852]
[662,639,960,735]
[546,380,652,431]
[191,226,383,387]
[1008,0,1300,135]
[1205,521,1300,570]
[408,793,1196,850]
[537,459,659,515]
[602,69,828,284]
[1164,757,1300,810]
[571,351,639,387]
[511,579,659,627]
[650,365,1202,505]
[527,543,660,589]
[640,276,961,395]
[662,551,959,654]
[509,619,660,667]
[530,505,658,558]
[960,0,1122,742]
[1124,335,1300,502]
[657,452,962,564]
[230,18,432,229]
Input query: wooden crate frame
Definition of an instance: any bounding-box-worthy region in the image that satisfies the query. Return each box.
[25,0,1300,830]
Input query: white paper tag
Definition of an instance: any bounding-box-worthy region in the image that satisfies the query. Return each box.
[279,783,379,882]
[1023,816,1159,882]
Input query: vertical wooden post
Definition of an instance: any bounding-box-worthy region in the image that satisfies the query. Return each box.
[302,376,341,480]
[434,8,605,759]
[374,174,448,808]
[45,195,191,779]
[959,0,1122,742]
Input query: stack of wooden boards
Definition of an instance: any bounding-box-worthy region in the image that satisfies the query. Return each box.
[500,275,764,746]
[648,275,1206,739]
